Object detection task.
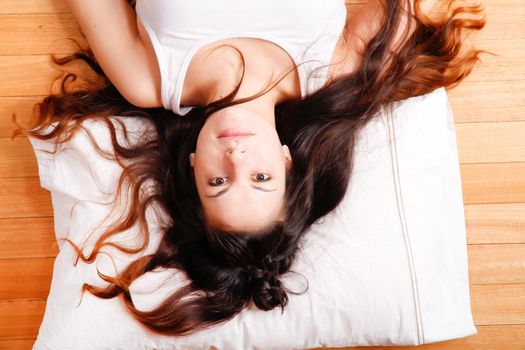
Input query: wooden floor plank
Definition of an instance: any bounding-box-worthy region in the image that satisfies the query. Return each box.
[0,299,46,340]
[0,178,52,218]
[460,163,525,204]
[0,0,69,15]
[468,244,525,285]
[455,121,525,164]
[0,55,98,97]
[0,56,59,97]
[465,39,525,83]
[0,138,38,178]
[448,81,525,123]
[0,339,35,350]
[0,217,57,259]
[0,97,41,138]
[465,203,525,244]
[471,284,525,325]
[0,258,54,300]
[0,13,85,56]
[473,0,525,41]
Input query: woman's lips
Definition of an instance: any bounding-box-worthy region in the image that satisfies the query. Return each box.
[218,129,255,138]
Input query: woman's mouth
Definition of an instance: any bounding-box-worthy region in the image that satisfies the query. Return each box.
[218,129,255,138]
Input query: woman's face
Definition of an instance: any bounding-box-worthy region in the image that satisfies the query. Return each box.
[190,105,291,232]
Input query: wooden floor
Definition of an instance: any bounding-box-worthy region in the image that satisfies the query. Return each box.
[0,0,523,349]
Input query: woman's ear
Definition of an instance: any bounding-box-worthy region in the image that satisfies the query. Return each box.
[189,153,195,168]
[282,145,292,170]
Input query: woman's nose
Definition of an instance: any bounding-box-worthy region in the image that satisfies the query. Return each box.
[225,147,246,162]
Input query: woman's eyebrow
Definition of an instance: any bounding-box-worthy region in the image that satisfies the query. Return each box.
[206,188,229,198]
[206,186,276,198]
[251,186,276,192]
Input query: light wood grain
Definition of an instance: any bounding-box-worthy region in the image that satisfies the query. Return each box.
[472,0,525,41]
[448,81,525,123]
[0,138,39,178]
[465,203,525,244]
[0,0,69,15]
[0,218,57,259]
[464,39,525,83]
[455,121,525,164]
[471,284,525,325]
[468,244,525,284]
[0,178,53,218]
[460,163,525,204]
[0,55,99,97]
[0,56,58,97]
[0,258,54,299]
[0,299,46,339]
[0,97,41,138]
[0,13,85,55]
[0,339,35,350]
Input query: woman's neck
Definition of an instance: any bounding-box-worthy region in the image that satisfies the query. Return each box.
[182,38,301,112]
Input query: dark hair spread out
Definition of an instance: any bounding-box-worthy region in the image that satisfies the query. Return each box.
[13,0,485,337]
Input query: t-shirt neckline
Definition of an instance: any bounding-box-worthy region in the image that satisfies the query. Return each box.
[173,34,308,115]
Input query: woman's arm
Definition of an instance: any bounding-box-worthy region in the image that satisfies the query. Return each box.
[66,0,162,108]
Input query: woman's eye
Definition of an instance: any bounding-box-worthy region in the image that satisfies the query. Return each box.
[253,173,271,182]
[209,177,229,186]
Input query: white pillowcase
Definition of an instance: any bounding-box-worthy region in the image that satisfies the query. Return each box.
[29,87,476,350]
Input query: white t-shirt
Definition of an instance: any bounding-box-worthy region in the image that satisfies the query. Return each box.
[135,0,347,115]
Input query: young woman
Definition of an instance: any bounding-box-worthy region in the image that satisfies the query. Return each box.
[18,0,485,337]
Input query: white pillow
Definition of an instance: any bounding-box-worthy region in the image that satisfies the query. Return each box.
[29,87,476,350]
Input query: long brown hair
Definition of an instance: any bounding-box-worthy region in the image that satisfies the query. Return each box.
[13,0,485,337]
